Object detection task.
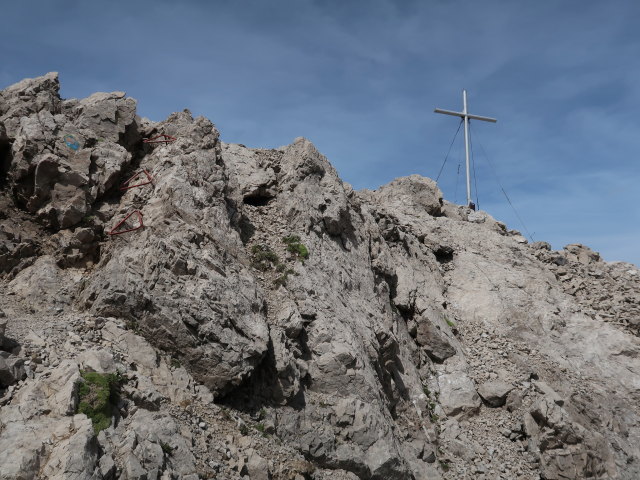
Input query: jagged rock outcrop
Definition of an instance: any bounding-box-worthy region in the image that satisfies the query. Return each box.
[1,73,640,480]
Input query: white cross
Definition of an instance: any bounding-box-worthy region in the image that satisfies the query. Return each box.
[435,90,496,209]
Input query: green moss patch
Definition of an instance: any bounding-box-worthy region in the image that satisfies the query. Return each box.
[77,371,120,434]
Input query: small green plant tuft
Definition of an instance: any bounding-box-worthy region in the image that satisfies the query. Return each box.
[170,358,181,369]
[282,234,301,244]
[422,385,431,397]
[439,460,450,472]
[77,371,122,435]
[254,423,269,437]
[239,423,250,435]
[282,235,309,260]
[251,244,280,271]
[274,274,288,287]
[161,442,173,455]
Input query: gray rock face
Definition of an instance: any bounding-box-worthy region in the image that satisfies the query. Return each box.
[1,72,136,230]
[1,73,640,480]
[100,408,199,479]
[534,241,640,334]
[0,72,61,137]
[0,361,99,480]
[525,397,615,479]
[79,112,270,397]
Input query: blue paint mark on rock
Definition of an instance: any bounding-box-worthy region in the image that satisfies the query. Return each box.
[64,134,80,150]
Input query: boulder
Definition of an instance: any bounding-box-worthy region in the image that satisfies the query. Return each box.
[77,348,116,374]
[438,373,481,418]
[68,91,137,143]
[564,244,601,265]
[505,390,523,412]
[245,449,271,480]
[100,321,211,406]
[415,318,456,362]
[374,174,442,217]
[477,379,513,407]
[533,380,564,406]
[0,352,25,386]
[10,360,80,418]
[222,142,277,201]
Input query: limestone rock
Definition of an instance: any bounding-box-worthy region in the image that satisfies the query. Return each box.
[0,351,25,386]
[99,408,199,479]
[100,320,211,406]
[564,243,601,265]
[438,373,481,418]
[80,113,269,397]
[245,448,270,480]
[477,379,513,407]
[222,142,277,201]
[415,316,456,362]
[0,414,98,480]
[11,360,80,418]
[0,72,61,137]
[67,91,137,143]
[0,360,98,480]
[533,380,564,406]
[77,348,116,374]
[1,72,138,230]
[2,72,640,480]
[373,174,443,217]
[525,397,616,479]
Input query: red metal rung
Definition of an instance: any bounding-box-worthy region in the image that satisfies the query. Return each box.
[120,169,154,191]
[143,134,176,144]
[108,210,144,236]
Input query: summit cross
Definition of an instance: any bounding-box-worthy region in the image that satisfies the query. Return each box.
[435,90,497,209]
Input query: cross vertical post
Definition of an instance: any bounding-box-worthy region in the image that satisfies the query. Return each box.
[435,90,497,209]
[463,90,471,208]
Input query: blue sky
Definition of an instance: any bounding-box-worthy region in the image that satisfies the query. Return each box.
[2,0,640,265]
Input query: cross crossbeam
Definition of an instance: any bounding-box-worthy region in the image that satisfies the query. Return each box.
[435,90,496,209]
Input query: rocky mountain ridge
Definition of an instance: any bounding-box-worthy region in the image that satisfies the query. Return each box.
[1,72,639,480]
